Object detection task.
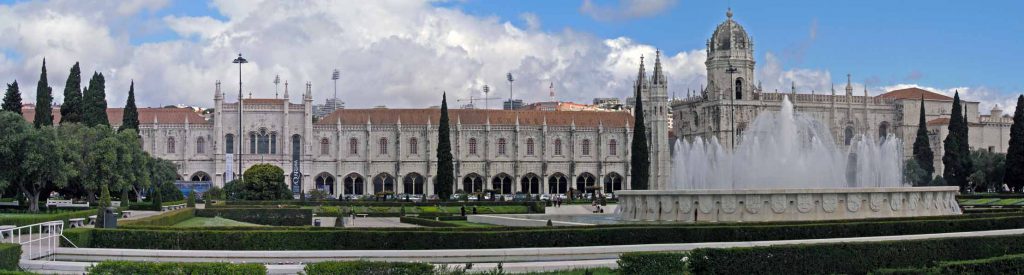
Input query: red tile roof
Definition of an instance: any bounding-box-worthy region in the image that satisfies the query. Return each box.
[21,107,208,125]
[316,109,633,128]
[877,88,953,101]
[927,118,950,126]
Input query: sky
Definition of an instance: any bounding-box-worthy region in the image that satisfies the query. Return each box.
[0,0,1021,113]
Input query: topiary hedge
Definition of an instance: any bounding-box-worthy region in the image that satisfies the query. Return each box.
[0,209,95,227]
[60,213,1024,250]
[195,208,311,226]
[86,261,266,275]
[127,200,185,211]
[399,216,456,227]
[617,252,686,274]
[874,253,1024,274]
[303,261,434,275]
[0,244,20,271]
[687,234,1024,274]
[120,208,194,227]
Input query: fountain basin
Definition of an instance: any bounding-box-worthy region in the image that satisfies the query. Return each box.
[616,187,961,222]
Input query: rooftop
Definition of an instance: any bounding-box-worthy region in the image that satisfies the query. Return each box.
[877,88,954,101]
[316,108,633,128]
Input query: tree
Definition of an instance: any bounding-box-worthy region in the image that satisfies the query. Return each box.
[968,149,1006,192]
[95,182,111,228]
[629,65,651,190]
[150,184,162,211]
[82,72,108,127]
[119,81,139,132]
[18,126,77,212]
[0,112,31,203]
[225,164,291,200]
[60,62,83,124]
[205,186,224,201]
[903,159,929,186]
[186,188,196,207]
[435,92,454,201]
[2,81,21,114]
[912,96,934,184]
[1006,95,1024,191]
[34,59,53,127]
[943,91,971,191]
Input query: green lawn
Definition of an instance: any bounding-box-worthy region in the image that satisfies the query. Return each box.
[442,220,498,228]
[518,267,618,274]
[959,198,1002,205]
[173,217,263,227]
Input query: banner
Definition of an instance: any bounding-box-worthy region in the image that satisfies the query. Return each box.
[225,154,235,182]
[290,160,302,194]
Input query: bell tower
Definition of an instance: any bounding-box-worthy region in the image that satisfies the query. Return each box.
[705,8,755,101]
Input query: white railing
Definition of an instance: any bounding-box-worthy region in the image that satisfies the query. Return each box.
[0,221,64,260]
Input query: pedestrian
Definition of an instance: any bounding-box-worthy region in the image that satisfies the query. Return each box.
[460,206,466,216]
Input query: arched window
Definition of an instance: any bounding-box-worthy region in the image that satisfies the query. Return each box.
[373,173,395,193]
[291,135,301,158]
[576,173,596,194]
[735,77,744,100]
[190,172,211,182]
[379,137,388,155]
[343,173,364,195]
[491,174,512,194]
[349,138,359,155]
[468,138,478,155]
[526,138,535,156]
[581,139,591,156]
[270,133,277,154]
[320,138,330,156]
[315,173,336,195]
[257,129,270,154]
[608,139,617,156]
[409,138,418,155]
[403,173,425,195]
[196,137,205,154]
[520,174,541,194]
[225,134,234,154]
[604,173,624,193]
[879,121,891,140]
[167,137,176,154]
[249,132,256,154]
[844,126,855,146]
[497,138,507,155]
[461,174,484,193]
[548,173,568,194]
[553,139,563,155]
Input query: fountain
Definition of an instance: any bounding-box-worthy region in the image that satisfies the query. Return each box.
[617,96,961,222]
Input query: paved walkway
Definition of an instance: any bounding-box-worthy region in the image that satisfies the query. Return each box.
[545,204,617,215]
[342,217,419,228]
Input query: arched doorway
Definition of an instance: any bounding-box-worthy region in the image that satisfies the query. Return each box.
[315,173,335,196]
[403,173,425,195]
[343,173,364,195]
[520,173,541,194]
[190,172,211,182]
[373,173,395,194]
[462,173,484,193]
[844,126,855,145]
[604,173,624,193]
[548,173,568,194]
[491,173,513,195]
[576,173,597,195]
[878,121,890,140]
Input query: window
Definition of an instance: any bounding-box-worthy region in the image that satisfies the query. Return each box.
[379,138,388,155]
[320,138,330,155]
[291,135,301,159]
[270,133,277,154]
[497,138,507,155]
[735,77,743,100]
[608,139,617,155]
[553,139,563,155]
[349,138,358,155]
[249,133,256,154]
[581,139,591,156]
[879,121,890,140]
[526,138,535,155]
[409,138,418,155]
[196,137,205,154]
[844,126,855,146]
[225,134,234,154]
[257,129,270,154]
[167,137,176,154]
[468,138,478,155]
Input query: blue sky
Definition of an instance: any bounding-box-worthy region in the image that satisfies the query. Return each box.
[0,0,1020,110]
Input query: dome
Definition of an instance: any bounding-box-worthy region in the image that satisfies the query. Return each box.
[710,8,750,51]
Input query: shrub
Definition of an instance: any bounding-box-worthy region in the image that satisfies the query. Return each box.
[688,234,1024,274]
[128,200,185,211]
[86,261,266,275]
[205,186,224,201]
[0,209,94,227]
[225,164,292,200]
[120,208,194,227]
[880,253,1024,274]
[0,244,20,271]
[186,189,196,208]
[303,261,434,275]
[399,216,455,227]
[150,186,162,211]
[617,252,687,274]
[159,181,184,202]
[194,208,311,226]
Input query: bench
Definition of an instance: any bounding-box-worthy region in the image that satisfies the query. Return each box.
[356,214,369,218]
[68,218,86,228]
[88,215,97,225]
[0,225,14,240]
[121,211,134,218]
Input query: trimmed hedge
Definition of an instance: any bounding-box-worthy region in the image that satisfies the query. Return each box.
[874,253,1024,274]
[127,200,185,211]
[120,208,194,227]
[617,252,686,274]
[0,244,20,271]
[195,208,311,226]
[60,213,1024,250]
[399,216,456,227]
[86,261,266,275]
[303,261,434,275]
[0,209,95,227]
[687,234,1024,274]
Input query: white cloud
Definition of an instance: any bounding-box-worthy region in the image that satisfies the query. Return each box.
[520,12,541,31]
[580,0,677,21]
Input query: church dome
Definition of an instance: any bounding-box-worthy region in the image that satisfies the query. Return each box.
[710,8,750,51]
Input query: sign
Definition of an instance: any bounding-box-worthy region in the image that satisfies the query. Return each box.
[290,160,302,194]
[225,154,235,182]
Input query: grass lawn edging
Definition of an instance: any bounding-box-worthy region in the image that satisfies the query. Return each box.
[86,261,266,274]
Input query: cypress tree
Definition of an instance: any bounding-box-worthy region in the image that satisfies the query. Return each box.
[95,183,111,228]
[912,96,934,184]
[33,59,53,127]
[435,92,454,201]
[119,80,139,132]
[943,91,968,191]
[83,72,108,126]
[1,81,21,114]
[60,62,83,124]
[629,59,650,190]
[1005,95,1024,191]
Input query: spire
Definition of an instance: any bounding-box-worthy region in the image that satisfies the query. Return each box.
[845,74,853,96]
[726,7,733,19]
[636,55,646,87]
[283,81,290,98]
[652,50,665,84]
[831,83,835,95]
[215,80,222,100]
[791,81,796,94]
[549,82,555,101]
[304,81,312,100]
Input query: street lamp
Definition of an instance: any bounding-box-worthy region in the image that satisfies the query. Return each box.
[233,53,248,180]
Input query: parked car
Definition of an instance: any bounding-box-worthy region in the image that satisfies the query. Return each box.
[540,194,551,201]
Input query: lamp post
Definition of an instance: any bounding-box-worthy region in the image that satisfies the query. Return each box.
[726,65,737,149]
[332,69,340,111]
[233,53,248,180]
[482,85,490,110]
[506,72,515,110]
